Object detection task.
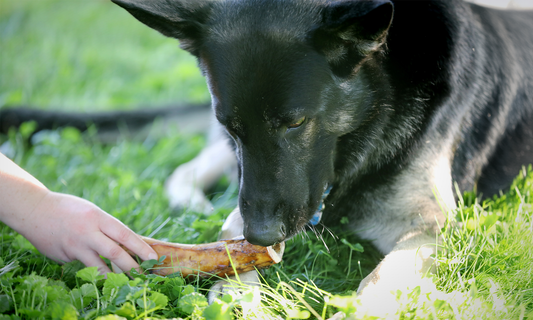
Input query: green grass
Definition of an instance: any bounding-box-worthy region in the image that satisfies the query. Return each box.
[0,0,208,111]
[435,179,533,319]
[1,1,532,319]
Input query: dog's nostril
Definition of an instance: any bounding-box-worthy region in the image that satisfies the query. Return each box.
[244,220,287,247]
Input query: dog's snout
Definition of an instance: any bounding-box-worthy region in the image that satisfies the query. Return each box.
[244,220,286,247]
[240,195,288,246]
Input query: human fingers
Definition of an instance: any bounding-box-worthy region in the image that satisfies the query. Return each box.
[89,232,142,274]
[76,249,113,275]
[99,215,158,262]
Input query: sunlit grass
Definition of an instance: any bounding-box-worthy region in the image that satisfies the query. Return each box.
[435,173,533,319]
[0,0,208,111]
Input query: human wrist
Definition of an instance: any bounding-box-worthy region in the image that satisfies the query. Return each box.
[0,184,51,234]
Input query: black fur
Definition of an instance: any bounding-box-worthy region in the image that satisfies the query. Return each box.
[111,0,533,251]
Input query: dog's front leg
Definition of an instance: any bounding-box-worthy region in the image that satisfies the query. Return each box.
[165,137,236,214]
[356,230,439,316]
[208,207,261,303]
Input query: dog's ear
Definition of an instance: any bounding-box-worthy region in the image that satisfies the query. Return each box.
[111,0,212,55]
[312,0,394,77]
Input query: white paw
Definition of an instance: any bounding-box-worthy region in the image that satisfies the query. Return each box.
[164,138,237,214]
[166,183,213,214]
[326,312,346,320]
[356,266,438,318]
[165,165,214,214]
[354,242,439,317]
[219,208,243,240]
[208,271,260,304]
[355,277,404,318]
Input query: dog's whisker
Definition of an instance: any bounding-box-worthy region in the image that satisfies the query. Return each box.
[313,224,331,253]
[303,223,331,252]
[321,224,338,241]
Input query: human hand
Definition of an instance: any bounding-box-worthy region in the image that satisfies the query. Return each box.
[18,191,158,274]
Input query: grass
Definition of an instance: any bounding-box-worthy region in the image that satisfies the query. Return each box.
[435,179,533,319]
[1,0,532,319]
[0,0,208,111]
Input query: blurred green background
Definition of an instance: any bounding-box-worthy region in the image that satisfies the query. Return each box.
[0,0,209,111]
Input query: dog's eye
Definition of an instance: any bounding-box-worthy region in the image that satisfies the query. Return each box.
[287,117,306,129]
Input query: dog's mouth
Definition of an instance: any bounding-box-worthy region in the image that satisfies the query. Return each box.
[242,184,332,246]
[308,184,332,226]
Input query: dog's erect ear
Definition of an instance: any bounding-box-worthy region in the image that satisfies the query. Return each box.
[312,0,394,77]
[111,0,212,54]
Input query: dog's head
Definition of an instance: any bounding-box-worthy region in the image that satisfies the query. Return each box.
[113,0,394,246]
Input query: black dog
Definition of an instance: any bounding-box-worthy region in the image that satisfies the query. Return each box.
[112,0,533,311]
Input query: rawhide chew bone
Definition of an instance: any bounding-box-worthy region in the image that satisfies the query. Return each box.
[123,236,285,277]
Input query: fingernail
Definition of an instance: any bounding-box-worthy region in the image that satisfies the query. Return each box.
[148,253,158,260]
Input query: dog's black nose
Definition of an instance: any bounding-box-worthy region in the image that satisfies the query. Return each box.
[243,221,286,247]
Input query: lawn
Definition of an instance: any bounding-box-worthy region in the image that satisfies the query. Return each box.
[0,1,532,319]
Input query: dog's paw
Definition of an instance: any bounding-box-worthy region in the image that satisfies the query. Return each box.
[165,165,214,214]
[166,183,213,214]
[355,244,439,317]
[327,312,347,320]
[207,271,260,304]
[355,277,404,318]
[356,275,438,318]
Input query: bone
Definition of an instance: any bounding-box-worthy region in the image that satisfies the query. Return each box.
[121,236,285,278]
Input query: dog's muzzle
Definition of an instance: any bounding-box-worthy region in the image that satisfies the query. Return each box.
[243,216,286,247]
[243,184,332,246]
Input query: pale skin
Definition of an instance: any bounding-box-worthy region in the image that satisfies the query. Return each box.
[0,152,158,274]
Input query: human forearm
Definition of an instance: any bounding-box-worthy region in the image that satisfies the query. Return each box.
[0,152,51,232]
